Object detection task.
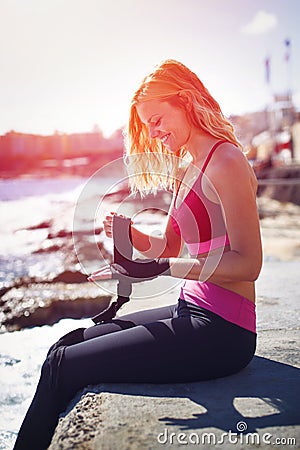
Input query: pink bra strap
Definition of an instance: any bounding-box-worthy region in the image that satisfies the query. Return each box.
[201,140,227,173]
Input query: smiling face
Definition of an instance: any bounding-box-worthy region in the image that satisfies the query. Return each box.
[136,99,192,153]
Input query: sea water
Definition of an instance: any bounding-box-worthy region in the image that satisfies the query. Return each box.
[0,317,92,450]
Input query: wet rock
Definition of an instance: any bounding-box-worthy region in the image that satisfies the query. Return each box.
[32,240,64,254]
[104,183,130,202]
[48,227,103,240]
[0,282,113,332]
[74,239,113,267]
[31,227,109,279]
[24,220,53,230]
[52,270,89,284]
[0,355,21,366]
[0,283,15,299]
[74,227,103,236]
[47,230,73,239]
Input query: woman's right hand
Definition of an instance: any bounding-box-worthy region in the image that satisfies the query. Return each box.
[103,212,133,238]
[103,212,115,238]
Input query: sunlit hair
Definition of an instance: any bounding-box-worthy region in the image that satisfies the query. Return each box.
[124,59,242,195]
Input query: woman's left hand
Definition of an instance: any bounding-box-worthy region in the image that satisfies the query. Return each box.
[88,266,113,281]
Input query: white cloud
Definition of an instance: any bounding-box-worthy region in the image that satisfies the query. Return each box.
[241,10,278,35]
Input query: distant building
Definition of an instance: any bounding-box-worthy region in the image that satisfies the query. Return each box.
[0,128,124,160]
[268,94,295,132]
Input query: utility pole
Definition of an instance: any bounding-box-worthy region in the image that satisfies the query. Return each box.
[284,39,292,101]
[264,54,276,156]
[284,38,294,159]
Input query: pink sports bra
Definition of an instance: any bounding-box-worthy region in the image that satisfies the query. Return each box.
[171,140,230,255]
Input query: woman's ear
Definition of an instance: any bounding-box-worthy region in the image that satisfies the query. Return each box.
[178,91,192,111]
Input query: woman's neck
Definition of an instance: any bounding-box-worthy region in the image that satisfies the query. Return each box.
[185,130,219,163]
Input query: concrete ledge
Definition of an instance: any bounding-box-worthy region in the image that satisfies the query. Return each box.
[49,262,300,449]
[49,329,299,450]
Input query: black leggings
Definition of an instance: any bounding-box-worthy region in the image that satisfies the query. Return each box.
[13,300,256,450]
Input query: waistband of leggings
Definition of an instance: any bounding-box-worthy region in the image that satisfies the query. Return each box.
[180,281,256,333]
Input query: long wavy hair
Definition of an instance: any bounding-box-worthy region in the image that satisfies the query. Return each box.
[124,59,242,195]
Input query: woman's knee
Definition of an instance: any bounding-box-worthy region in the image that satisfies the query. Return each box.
[47,327,86,356]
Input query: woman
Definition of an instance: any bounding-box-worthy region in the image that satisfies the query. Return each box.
[14,59,262,450]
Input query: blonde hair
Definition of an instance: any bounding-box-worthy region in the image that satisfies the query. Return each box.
[124,59,242,195]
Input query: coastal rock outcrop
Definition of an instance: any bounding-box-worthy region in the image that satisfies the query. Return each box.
[0,282,112,332]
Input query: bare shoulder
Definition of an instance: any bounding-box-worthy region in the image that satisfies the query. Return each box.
[212,142,251,171]
[207,142,257,192]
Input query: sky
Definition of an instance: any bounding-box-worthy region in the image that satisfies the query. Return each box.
[0,0,299,137]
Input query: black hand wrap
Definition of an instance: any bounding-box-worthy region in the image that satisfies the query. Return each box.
[91,215,170,324]
[92,215,133,324]
[110,258,170,282]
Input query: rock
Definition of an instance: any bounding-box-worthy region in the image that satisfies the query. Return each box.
[73,239,113,267]
[24,220,53,230]
[32,240,64,254]
[47,227,103,240]
[48,230,73,239]
[49,392,103,450]
[52,270,89,284]
[49,329,300,450]
[0,282,112,332]
[0,283,14,298]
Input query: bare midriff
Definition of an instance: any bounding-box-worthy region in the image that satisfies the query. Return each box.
[194,247,256,304]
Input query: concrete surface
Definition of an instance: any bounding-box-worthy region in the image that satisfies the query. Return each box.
[49,260,300,449]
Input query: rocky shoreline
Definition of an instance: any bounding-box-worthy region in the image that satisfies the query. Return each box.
[1,282,112,332]
[0,218,113,332]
